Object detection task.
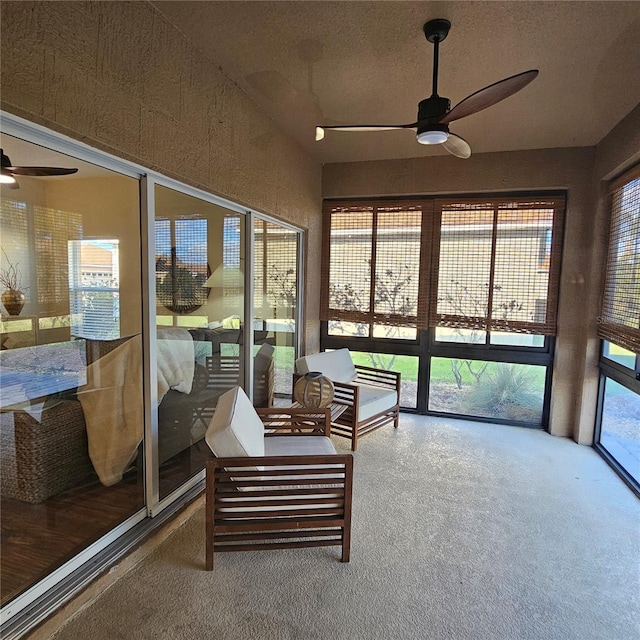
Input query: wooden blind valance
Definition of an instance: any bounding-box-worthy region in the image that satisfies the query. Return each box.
[598,164,640,354]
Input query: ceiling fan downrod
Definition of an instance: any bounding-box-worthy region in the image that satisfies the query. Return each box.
[423,18,451,98]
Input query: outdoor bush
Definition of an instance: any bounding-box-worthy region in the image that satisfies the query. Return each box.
[463,363,541,421]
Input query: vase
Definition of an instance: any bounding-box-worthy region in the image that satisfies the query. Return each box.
[1,289,25,316]
[294,371,335,408]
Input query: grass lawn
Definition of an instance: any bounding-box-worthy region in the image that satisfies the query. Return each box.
[349,350,546,391]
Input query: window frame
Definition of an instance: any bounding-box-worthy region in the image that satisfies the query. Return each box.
[321,191,564,426]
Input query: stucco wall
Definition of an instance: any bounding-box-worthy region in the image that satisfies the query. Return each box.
[323,147,598,440]
[0,0,323,352]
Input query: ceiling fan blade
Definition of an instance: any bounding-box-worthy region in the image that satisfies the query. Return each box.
[442,133,471,159]
[440,69,539,124]
[320,124,416,132]
[316,123,416,141]
[8,166,78,176]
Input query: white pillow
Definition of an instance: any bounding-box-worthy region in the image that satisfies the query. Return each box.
[205,386,265,458]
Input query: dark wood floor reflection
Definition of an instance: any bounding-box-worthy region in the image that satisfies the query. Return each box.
[1,443,211,606]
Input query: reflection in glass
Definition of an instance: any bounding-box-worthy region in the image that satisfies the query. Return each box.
[328,320,370,338]
[490,332,545,347]
[372,324,417,340]
[154,185,245,499]
[0,134,142,605]
[599,378,640,484]
[434,327,486,344]
[602,341,636,370]
[253,220,298,399]
[429,357,545,424]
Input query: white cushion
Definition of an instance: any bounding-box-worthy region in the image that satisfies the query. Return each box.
[205,386,265,458]
[295,348,357,383]
[264,435,337,457]
[255,342,274,360]
[355,383,398,422]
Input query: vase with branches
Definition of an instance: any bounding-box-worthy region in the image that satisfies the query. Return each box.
[0,247,28,316]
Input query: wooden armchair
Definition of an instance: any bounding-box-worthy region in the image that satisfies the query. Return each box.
[204,387,353,570]
[295,348,401,451]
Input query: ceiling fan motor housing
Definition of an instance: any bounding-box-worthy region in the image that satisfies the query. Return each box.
[417,96,450,122]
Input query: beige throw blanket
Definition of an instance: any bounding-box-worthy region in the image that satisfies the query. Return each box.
[78,329,194,486]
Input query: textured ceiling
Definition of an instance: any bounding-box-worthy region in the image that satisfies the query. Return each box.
[155,0,640,164]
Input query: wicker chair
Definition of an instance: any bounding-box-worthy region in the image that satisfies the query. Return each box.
[0,336,132,503]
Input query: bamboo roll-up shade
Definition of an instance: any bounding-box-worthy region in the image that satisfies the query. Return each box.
[321,204,374,322]
[598,164,640,354]
[321,200,429,329]
[34,205,83,316]
[254,220,298,319]
[429,196,565,335]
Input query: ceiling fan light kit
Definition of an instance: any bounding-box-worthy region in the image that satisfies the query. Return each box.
[315,18,538,159]
[417,125,449,145]
[0,172,16,185]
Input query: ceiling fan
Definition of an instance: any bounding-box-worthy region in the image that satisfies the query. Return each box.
[1,148,78,189]
[315,19,539,159]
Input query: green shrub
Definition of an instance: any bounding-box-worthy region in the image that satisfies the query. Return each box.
[463,363,541,421]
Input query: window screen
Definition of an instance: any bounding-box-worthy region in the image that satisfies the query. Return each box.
[598,164,640,353]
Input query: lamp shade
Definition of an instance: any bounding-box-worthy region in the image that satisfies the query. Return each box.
[293,371,335,408]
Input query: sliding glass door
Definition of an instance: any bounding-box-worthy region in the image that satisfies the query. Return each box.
[253,219,300,400]
[0,133,144,606]
[154,184,246,500]
[0,121,305,631]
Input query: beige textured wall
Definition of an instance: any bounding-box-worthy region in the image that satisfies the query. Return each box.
[0,0,323,352]
[323,147,598,440]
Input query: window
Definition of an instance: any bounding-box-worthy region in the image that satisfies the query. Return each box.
[430,197,565,342]
[595,164,640,495]
[321,193,565,426]
[321,201,428,339]
[598,165,640,354]
[155,216,209,314]
[68,239,120,339]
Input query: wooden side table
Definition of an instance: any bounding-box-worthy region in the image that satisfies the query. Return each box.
[290,401,347,422]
